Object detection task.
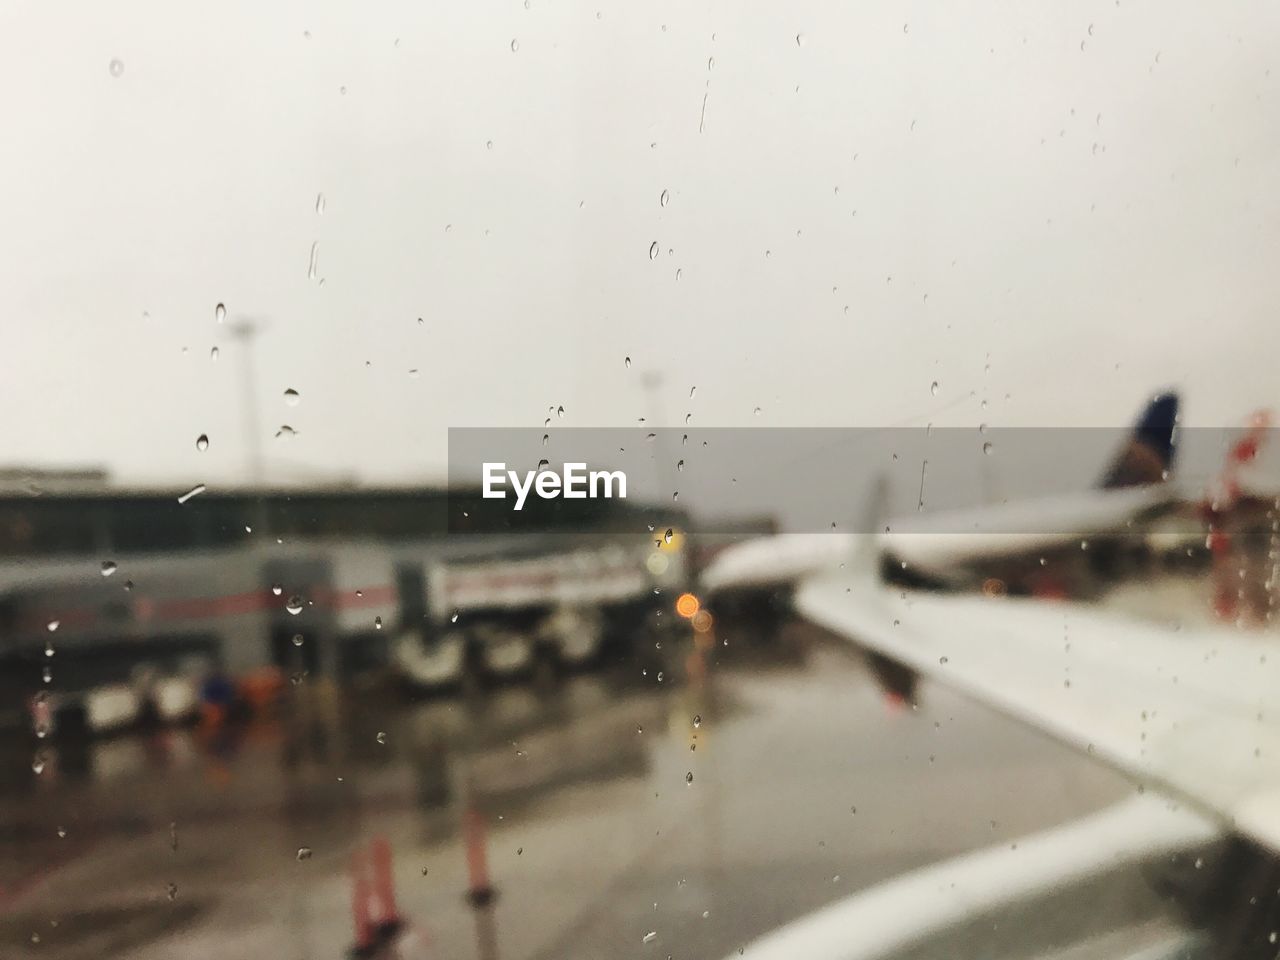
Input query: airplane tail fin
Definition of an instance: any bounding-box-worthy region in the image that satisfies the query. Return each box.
[1097,391,1179,489]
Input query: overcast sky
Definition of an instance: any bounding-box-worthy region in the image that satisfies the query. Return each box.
[2,0,1278,495]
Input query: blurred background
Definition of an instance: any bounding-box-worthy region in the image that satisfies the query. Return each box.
[3,0,1280,958]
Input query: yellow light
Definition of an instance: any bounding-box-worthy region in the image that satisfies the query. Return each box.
[675,592,700,618]
[692,610,713,633]
[656,528,685,552]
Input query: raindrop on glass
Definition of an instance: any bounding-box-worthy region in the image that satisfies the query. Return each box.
[292,633,304,647]
[177,484,206,504]
[511,38,519,52]
[101,560,117,577]
[296,847,312,861]
[659,189,669,208]
[315,193,326,215]
[286,595,304,615]
[376,731,387,745]
[109,58,124,77]
[649,241,659,260]
[930,381,939,396]
[195,434,209,452]
[46,620,59,633]
[284,388,300,407]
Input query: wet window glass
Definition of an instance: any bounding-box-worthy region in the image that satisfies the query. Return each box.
[4,4,1280,959]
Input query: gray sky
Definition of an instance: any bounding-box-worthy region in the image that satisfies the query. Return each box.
[3,0,1279,492]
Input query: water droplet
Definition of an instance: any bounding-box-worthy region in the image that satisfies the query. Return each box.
[677,460,684,472]
[210,346,219,362]
[284,388,300,407]
[177,484,206,504]
[307,242,320,281]
[275,425,297,440]
[649,241,659,260]
[376,731,387,745]
[215,303,226,323]
[753,407,762,416]
[486,140,494,150]
[982,441,993,455]
[286,595,304,615]
[101,560,117,577]
[374,616,383,630]
[450,612,459,623]
[166,882,178,901]
[511,38,520,52]
[624,356,632,368]
[685,771,693,784]
[109,58,124,77]
[659,189,669,207]
[707,56,715,71]
[56,826,66,838]
[664,528,673,543]
[930,381,939,396]
[271,584,283,596]
[556,406,565,419]
[939,656,949,664]
[195,434,209,452]
[296,847,312,861]
[693,714,702,727]
[46,620,59,633]
[292,633,304,647]
[315,193,325,215]
[45,641,54,657]
[795,33,805,47]
[643,931,658,945]
[32,753,46,775]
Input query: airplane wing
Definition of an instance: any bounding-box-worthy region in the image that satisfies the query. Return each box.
[795,573,1280,854]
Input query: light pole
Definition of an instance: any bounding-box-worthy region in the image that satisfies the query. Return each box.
[641,370,669,504]
[227,317,266,488]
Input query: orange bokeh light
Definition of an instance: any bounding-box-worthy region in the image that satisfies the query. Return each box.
[675,593,700,618]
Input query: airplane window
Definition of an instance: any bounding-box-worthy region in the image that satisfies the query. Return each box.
[4,4,1279,960]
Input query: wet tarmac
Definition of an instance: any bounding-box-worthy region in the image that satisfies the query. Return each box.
[0,617,1133,960]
